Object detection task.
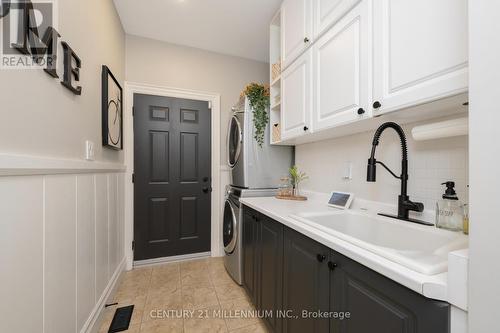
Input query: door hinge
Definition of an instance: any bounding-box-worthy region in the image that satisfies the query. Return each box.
[132,241,135,251]
[132,173,135,183]
[208,101,212,109]
[132,106,135,116]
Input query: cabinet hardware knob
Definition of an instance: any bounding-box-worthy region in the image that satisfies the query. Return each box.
[373,101,382,109]
[202,187,209,193]
[304,37,310,43]
[316,254,326,263]
[357,108,365,115]
[328,261,338,270]
[303,126,308,131]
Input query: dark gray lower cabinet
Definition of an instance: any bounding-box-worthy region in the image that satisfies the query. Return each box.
[242,209,259,304]
[259,215,284,333]
[242,206,450,333]
[242,208,283,332]
[283,228,330,333]
[330,252,450,333]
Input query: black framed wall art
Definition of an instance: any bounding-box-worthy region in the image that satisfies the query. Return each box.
[102,65,123,150]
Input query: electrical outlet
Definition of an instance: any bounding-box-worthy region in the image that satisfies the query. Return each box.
[343,162,352,180]
[85,140,95,161]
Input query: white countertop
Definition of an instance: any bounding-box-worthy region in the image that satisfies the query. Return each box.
[240,192,468,305]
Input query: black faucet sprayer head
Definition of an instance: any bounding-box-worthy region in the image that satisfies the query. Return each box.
[367,157,377,182]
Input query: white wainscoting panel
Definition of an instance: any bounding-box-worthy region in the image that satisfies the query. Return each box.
[44,175,77,333]
[0,158,125,333]
[77,175,96,330]
[0,177,44,333]
[95,174,110,298]
[117,174,125,270]
[108,174,119,278]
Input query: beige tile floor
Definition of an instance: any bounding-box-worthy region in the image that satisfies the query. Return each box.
[99,257,269,333]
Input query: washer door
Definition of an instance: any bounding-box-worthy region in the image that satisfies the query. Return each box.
[227,115,242,169]
[223,199,238,254]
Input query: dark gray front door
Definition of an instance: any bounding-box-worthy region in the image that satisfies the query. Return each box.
[133,94,211,261]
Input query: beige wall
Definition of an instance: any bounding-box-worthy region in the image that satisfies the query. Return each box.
[296,117,469,212]
[125,34,269,165]
[0,0,125,163]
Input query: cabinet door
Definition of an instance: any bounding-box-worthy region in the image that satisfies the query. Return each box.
[312,0,371,131]
[283,228,330,333]
[242,209,260,304]
[281,0,313,68]
[281,49,313,141]
[373,0,468,115]
[258,216,284,333]
[330,252,450,333]
[313,0,361,38]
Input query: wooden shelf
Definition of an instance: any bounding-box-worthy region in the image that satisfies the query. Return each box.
[269,9,284,147]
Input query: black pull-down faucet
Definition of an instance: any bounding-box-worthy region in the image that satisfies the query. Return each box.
[367,122,432,226]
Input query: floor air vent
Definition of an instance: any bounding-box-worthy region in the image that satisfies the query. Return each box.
[108,305,134,333]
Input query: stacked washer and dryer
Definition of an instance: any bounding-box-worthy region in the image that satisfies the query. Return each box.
[222,97,293,285]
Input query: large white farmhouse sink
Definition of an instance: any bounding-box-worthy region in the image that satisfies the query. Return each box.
[290,211,468,275]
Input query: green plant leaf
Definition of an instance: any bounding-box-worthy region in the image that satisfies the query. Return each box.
[289,165,308,187]
[242,83,270,147]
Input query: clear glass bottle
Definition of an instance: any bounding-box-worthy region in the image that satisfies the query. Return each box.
[463,204,469,235]
[436,181,464,231]
[277,176,292,197]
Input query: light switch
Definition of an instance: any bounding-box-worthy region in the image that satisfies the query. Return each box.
[85,140,95,161]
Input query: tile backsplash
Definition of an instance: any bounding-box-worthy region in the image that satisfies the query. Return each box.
[296,117,469,212]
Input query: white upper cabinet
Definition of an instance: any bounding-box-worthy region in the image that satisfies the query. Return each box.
[373,0,468,115]
[313,0,361,38]
[281,0,313,69]
[312,0,371,131]
[281,49,313,140]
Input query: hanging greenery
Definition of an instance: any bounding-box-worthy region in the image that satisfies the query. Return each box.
[241,83,270,147]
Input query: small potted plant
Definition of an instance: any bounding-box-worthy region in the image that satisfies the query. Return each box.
[289,165,308,197]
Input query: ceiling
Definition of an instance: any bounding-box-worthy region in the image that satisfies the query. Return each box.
[113,0,281,62]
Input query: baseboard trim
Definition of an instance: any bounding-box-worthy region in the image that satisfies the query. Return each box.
[133,251,212,267]
[82,257,126,333]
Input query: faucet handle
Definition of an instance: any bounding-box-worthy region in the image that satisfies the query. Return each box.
[409,200,424,212]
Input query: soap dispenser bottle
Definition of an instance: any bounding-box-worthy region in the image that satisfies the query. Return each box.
[436,181,463,231]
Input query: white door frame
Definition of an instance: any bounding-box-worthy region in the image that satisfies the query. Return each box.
[123,81,222,270]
